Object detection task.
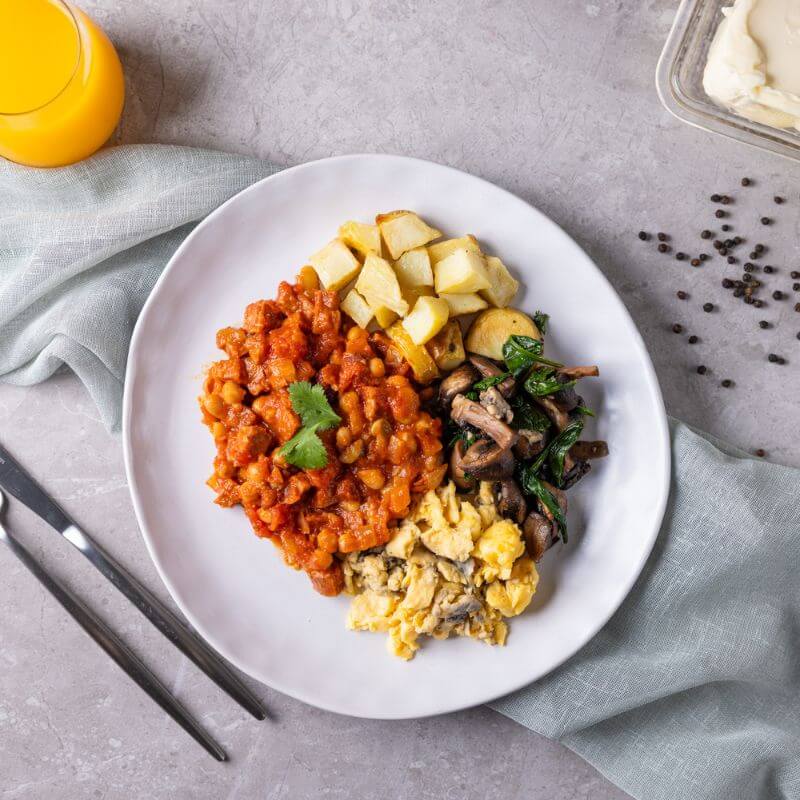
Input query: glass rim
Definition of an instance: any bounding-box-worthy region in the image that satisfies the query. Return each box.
[0,0,83,117]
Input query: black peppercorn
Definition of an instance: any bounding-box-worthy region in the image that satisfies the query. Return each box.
[658,232,667,241]
[727,256,736,264]
[793,283,800,291]
[701,230,712,239]
[719,247,728,256]
[724,239,734,247]
[711,194,721,202]
[759,320,769,329]
[743,274,753,282]
[749,251,759,260]
[722,224,732,232]
[713,240,723,249]
[699,253,709,261]
[721,196,731,205]
[773,290,784,300]
[755,449,766,457]
[697,365,707,374]
[703,302,714,312]
[688,335,698,344]
[741,178,751,187]
[676,252,686,261]
[721,379,732,387]
[658,243,669,253]
[744,263,755,272]
[761,217,771,225]
[672,323,683,333]
[763,265,774,273]
[716,210,726,218]
[795,303,800,312]
[755,243,765,253]
[722,278,733,288]
[734,236,742,245]
[768,353,780,363]
[733,287,745,297]
[774,196,784,204]
[638,231,649,241]
[691,258,700,267]
[677,290,688,299]
[791,271,800,279]
[754,299,764,308]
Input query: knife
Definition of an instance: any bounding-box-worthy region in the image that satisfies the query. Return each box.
[0,442,267,721]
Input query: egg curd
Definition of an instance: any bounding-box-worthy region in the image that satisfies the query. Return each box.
[344,481,538,659]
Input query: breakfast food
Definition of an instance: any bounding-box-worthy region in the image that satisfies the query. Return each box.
[200,275,446,597]
[200,209,607,659]
[344,482,537,659]
[703,0,800,132]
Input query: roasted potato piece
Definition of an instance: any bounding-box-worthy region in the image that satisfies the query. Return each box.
[465,308,539,360]
[427,319,466,371]
[402,296,450,345]
[427,235,482,266]
[355,252,409,316]
[401,284,435,308]
[434,248,491,294]
[341,289,374,329]
[376,211,442,260]
[394,247,433,287]
[308,238,362,291]
[439,292,488,316]
[386,322,440,383]
[374,306,399,329]
[338,221,382,259]
[480,256,519,308]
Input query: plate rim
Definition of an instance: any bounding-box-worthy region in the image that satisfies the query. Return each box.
[122,153,671,719]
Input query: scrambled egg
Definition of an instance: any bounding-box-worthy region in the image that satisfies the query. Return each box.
[344,481,538,660]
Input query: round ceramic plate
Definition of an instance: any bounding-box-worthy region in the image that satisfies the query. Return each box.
[123,154,670,720]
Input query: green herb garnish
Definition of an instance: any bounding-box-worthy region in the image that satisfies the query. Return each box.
[279,381,341,469]
[473,372,511,391]
[509,395,551,432]
[502,334,562,377]
[523,367,576,398]
[546,419,584,486]
[574,405,595,417]
[533,310,549,336]
[518,467,568,543]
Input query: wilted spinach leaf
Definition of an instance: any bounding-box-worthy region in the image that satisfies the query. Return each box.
[533,311,549,336]
[547,419,584,486]
[502,335,562,377]
[518,467,568,543]
[473,372,511,391]
[509,395,551,432]
[524,367,576,397]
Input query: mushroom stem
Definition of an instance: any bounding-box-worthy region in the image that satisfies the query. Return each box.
[451,394,518,449]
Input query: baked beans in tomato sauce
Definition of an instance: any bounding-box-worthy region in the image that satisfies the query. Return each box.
[200,269,447,596]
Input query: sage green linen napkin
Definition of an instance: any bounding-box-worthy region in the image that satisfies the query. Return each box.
[0,144,278,429]
[2,146,798,800]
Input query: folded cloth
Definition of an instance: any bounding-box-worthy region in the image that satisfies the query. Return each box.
[3,146,799,800]
[492,419,800,800]
[0,144,279,429]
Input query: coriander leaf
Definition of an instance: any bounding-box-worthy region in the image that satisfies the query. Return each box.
[502,334,562,377]
[280,381,342,470]
[533,311,549,336]
[518,466,568,543]
[279,427,329,470]
[509,395,551,432]
[287,381,341,430]
[473,372,511,391]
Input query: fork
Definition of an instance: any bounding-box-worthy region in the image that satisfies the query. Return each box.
[0,489,227,761]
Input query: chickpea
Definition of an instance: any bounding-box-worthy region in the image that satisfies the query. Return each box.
[298,265,320,291]
[340,391,360,414]
[215,459,235,479]
[368,358,385,378]
[370,419,391,438]
[335,427,352,450]
[245,460,268,483]
[340,440,364,464]
[346,326,362,342]
[358,469,385,491]
[203,393,225,419]
[251,396,270,419]
[211,421,226,440]
[221,381,245,405]
[317,528,339,554]
[363,396,379,421]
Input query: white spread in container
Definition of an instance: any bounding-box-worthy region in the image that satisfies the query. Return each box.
[703,0,800,132]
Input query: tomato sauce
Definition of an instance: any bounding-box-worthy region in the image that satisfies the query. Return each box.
[200,274,446,596]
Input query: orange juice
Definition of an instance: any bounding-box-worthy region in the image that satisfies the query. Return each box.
[0,0,125,167]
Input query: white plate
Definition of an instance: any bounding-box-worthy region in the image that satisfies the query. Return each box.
[123,154,670,720]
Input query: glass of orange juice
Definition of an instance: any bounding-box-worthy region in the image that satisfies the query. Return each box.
[0,0,125,167]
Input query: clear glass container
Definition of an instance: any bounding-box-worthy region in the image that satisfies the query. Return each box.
[656,0,800,162]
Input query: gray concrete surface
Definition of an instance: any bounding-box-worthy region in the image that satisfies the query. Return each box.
[2,0,800,798]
